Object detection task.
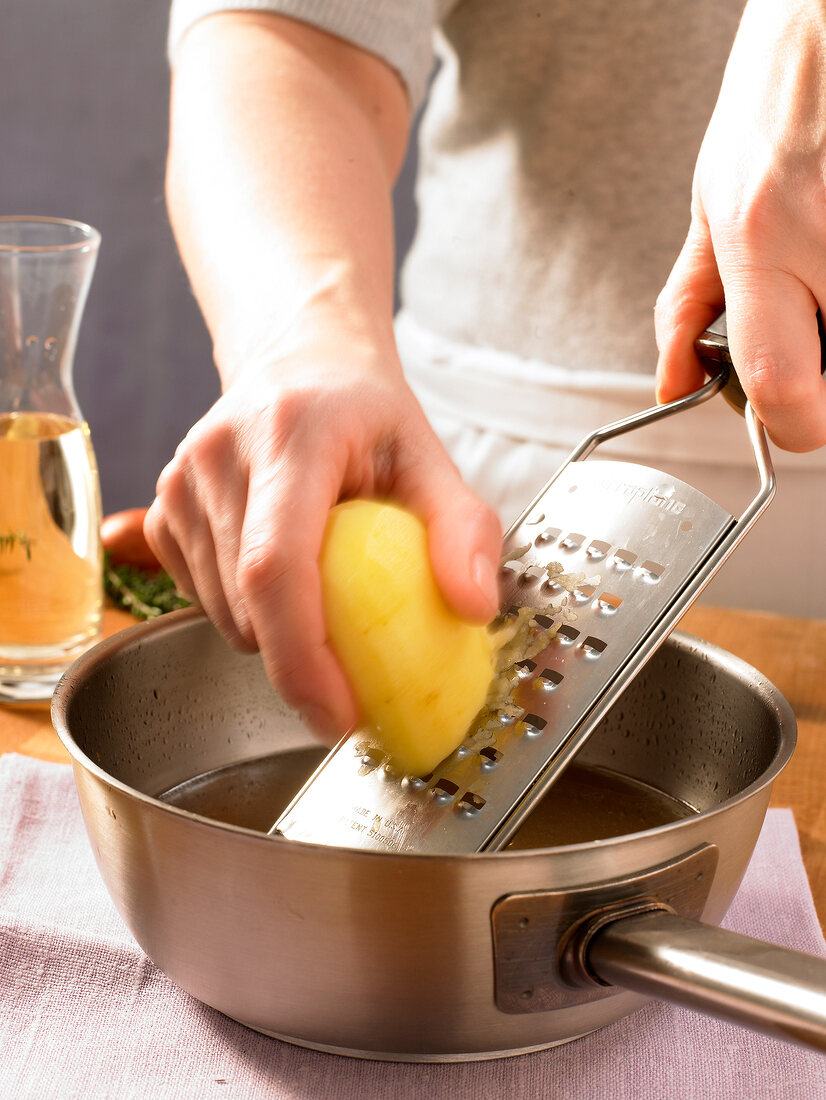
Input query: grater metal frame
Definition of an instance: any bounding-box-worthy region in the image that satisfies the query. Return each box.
[273,362,775,855]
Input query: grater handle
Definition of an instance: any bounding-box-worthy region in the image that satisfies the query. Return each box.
[695,309,826,415]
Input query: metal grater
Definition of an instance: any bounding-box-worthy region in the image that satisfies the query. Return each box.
[273,317,775,854]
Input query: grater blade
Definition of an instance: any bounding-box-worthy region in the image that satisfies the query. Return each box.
[273,340,776,855]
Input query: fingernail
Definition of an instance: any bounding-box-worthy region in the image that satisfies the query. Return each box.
[472,552,499,617]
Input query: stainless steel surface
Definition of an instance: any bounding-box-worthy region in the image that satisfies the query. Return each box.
[51,609,805,1060]
[586,910,826,1051]
[277,368,776,854]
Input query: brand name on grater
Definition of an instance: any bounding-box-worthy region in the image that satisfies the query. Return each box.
[598,478,687,514]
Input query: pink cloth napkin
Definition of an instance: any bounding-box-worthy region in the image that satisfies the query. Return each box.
[1,753,824,1100]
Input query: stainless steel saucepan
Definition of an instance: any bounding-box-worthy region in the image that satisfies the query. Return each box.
[52,607,826,1061]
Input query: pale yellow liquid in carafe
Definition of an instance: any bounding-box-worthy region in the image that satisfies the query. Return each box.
[0,412,102,660]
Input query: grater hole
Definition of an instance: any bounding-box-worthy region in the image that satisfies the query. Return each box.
[479,746,503,767]
[498,705,525,726]
[514,659,537,679]
[524,512,546,526]
[358,749,385,774]
[560,531,585,552]
[535,525,562,546]
[433,778,459,802]
[572,583,597,603]
[613,548,637,570]
[521,714,548,737]
[587,539,611,560]
[533,613,555,629]
[596,592,622,614]
[535,668,564,691]
[490,605,522,632]
[581,636,607,658]
[402,774,430,791]
[457,791,486,814]
[518,563,545,585]
[556,624,580,644]
[639,559,666,582]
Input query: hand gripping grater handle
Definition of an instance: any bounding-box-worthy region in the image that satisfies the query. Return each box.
[273,320,775,854]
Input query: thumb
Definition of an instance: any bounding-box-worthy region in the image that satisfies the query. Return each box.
[655,214,725,403]
[399,449,502,625]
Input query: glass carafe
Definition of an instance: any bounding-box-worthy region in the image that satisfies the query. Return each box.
[0,216,103,702]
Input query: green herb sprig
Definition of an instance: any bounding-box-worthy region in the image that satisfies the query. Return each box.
[0,531,34,561]
[104,553,191,620]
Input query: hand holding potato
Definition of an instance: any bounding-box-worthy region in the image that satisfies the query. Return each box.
[144,334,501,742]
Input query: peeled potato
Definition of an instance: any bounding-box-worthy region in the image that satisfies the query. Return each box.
[320,499,495,776]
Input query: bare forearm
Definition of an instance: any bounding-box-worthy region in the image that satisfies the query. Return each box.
[166,12,410,385]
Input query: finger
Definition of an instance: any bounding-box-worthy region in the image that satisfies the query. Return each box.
[655,216,726,404]
[175,507,258,652]
[236,453,358,742]
[720,271,826,451]
[394,427,502,624]
[185,440,257,648]
[143,497,198,601]
[147,470,257,652]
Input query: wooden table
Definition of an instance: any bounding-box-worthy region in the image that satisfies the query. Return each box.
[2,603,825,928]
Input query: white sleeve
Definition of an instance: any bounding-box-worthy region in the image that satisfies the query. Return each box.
[167,0,438,109]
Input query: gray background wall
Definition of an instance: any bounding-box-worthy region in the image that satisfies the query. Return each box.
[2,1,419,514]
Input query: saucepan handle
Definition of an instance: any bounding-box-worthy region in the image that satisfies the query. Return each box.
[585,909,826,1052]
[695,309,826,415]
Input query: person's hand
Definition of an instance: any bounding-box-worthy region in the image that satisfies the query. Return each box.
[655,0,826,451]
[143,332,502,742]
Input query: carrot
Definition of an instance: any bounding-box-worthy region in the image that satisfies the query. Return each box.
[100,507,162,572]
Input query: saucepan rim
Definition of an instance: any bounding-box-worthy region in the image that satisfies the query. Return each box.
[51,606,797,864]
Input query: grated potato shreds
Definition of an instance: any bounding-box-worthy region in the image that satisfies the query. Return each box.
[460,562,599,753]
[500,543,532,565]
